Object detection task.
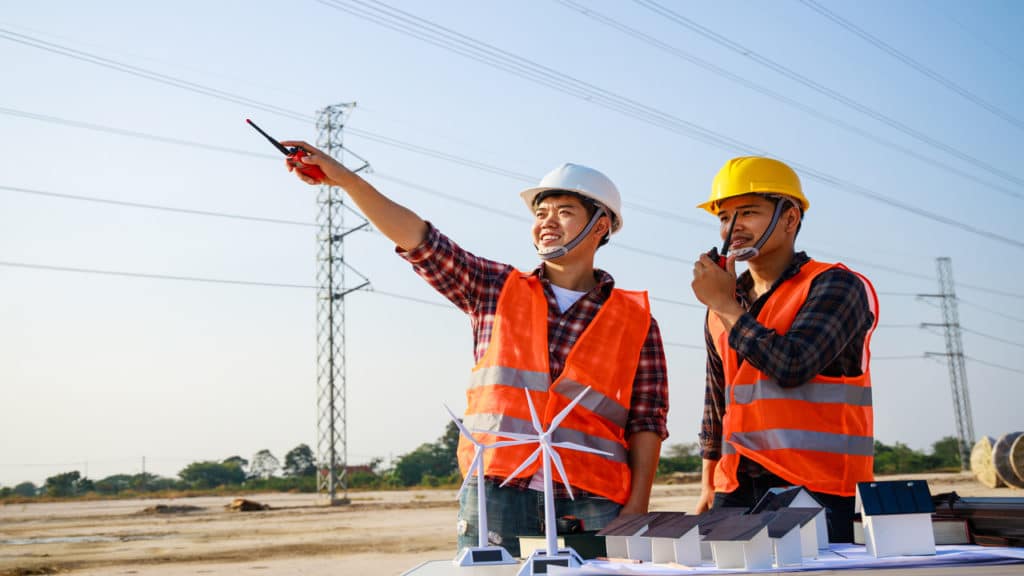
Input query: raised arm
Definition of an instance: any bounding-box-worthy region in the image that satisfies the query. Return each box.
[280,140,428,251]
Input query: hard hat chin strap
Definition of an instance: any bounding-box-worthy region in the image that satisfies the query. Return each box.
[536,207,607,261]
[734,197,791,262]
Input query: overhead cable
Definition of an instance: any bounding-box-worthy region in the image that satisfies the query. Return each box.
[554,0,1021,201]
[631,0,1024,190]
[308,0,1023,250]
[799,0,1024,133]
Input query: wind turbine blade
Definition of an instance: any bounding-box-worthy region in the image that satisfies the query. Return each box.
[551,441,614,457]
[499,447,541,487]
[549,386,592,430]
[457,450,483,500]
[548,447,575,501]
[524,389,543,433]
[444,404,482,447]
[489,439,535,449]
[473,429,535,441]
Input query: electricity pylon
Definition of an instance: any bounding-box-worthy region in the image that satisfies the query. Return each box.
[919,257,975,470]
[315,103,371,504]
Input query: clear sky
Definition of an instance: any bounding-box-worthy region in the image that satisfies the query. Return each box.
[1,0,1022,487]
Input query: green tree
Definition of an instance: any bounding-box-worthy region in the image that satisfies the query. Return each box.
[657,442,701,475]
[250,449,280,480]
[222,455,249,476]
[13,482,38,497]
[95,474,134,494]
[283,444,317,477]
[874,440,929,474]
[392,421,462,486]
[179,461,245,489]
[44,471,93,497]
[929,436,962,470]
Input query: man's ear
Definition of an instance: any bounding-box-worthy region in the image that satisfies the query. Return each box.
[785,206,801,233]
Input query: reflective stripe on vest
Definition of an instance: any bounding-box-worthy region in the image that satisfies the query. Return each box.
[728,379,873,407]
[463,412,629,463]
[709,259,878,497]
[458,271,651,504]
[727,429,874,457]
[469,367,630,429]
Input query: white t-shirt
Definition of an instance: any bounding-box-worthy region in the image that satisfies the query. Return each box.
[529,283,589,491]
[550,284,588,314]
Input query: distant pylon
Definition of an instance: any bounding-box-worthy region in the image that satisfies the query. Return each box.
[920,257,975,470]
[315,103,371,505]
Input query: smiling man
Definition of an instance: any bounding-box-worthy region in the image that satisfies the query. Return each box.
[281,147,668,558]
[690,156,878,543]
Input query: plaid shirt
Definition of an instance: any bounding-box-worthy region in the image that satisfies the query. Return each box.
[400,224,669,495]
[699,252,875,460]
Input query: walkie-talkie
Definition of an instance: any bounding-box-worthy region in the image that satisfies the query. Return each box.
[246,119,326,183]
[707,213,738,269]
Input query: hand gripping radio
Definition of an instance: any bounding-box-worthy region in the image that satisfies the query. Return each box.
[246,118,326,183]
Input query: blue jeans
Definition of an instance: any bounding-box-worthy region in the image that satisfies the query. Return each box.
[457,478,622,558]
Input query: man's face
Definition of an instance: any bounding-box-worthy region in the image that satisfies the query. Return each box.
[715,194,793,256]
[531,194,598,254]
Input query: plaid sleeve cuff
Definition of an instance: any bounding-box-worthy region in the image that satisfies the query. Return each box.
[699,437,722,461]
[396,221,440,263]
[627,415,669,441]
[727,311,765,357]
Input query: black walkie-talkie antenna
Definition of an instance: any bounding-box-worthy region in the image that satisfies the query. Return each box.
[246,119,291,156]
[721,213,738,258]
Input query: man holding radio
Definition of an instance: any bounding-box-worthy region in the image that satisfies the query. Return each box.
[690,156,878,543]
[282,141,669,558]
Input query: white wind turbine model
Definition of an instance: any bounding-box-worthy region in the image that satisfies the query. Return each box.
[445,404,531,567]
[488,386,613,576]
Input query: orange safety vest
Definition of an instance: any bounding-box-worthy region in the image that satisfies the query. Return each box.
[459,271,651,504]
[709,260,879,497]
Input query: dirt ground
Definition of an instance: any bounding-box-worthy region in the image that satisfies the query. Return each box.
[0,472,1016,576]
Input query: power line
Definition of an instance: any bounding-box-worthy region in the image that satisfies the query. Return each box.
[0,260,316,289]
[554,0,1021,202]
[11,258,1023,372]
[939,9,1024,74]
[4,21,1021,251]
[965,355,1024,376]
[10,174,1024,302]
[959,298,1024,325]
[632,0,1024,191]
[798,0,1024,133]
[0,28,309,124]
[307,0,1024,251]
[0,106,707,232]
[664,341,703,351]
[0,184,319,228]
[960,326,1024,350]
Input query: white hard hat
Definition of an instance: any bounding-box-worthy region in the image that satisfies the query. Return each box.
[519,163,623,233]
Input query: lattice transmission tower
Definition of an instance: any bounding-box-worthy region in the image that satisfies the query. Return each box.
[315,103,371,505]
[920,257,975,470]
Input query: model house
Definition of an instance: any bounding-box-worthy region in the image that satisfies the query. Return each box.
[596,513,653,560]
[751,485,828,550]
[856,479,936,557]
[703,513,774,570]
[641,512,701,566]
[765,508,822,566]
[695,507,748,562]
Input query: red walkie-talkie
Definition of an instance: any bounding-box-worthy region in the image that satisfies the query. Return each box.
[707,213,738,269]
[246,119,326,183]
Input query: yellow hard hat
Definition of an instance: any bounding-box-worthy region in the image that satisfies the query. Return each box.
[698,156,810,215]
